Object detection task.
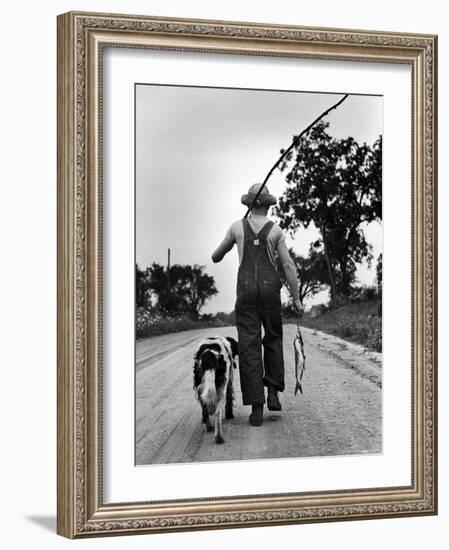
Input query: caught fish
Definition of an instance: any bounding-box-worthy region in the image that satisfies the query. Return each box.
[294,324,306,395]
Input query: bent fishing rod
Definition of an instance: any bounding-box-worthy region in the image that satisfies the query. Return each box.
[243,93,349,219]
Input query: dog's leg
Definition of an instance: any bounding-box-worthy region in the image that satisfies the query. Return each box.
[201,403,214,432]
[225,378,234,419]
[215,407,224,444]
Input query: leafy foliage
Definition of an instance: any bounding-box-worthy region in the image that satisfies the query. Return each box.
[300,298,382,352]
[138,262,218,319]
[136,265,152,308]
[274,121,382,300]
[376,253,383,289]
[277,244,327,305]
[136,308,233,339]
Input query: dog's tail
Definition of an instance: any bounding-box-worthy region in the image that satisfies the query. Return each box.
[201,369,217,413]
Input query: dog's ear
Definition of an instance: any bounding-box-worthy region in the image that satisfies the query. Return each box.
[225,337,239,358]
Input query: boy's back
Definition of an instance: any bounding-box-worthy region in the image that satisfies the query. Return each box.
[224,214,286,269]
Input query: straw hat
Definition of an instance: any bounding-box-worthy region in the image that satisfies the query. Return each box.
[241,183,277,207]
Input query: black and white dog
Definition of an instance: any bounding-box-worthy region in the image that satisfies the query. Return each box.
[193,336,238,444]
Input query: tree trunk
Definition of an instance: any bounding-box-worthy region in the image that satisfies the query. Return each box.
[339,259,351,298]
[321,225,337,302]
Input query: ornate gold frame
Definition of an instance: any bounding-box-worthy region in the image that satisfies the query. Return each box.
[57,11,438,538]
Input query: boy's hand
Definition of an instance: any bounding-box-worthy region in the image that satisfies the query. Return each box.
[293,298,304,313]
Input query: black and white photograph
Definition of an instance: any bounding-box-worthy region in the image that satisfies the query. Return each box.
[135,84,383,466]
[2,0,442,543]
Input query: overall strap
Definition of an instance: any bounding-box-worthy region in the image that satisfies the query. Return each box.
[242,219,256,240]
[242,219,274,241]
[257,221,274,241]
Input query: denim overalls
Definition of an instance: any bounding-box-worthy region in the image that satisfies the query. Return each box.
[235,219,285,406]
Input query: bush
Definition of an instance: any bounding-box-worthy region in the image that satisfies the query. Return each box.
[350,285,378,303]
[281,302,298,319]
[299,298,382,352]
[136,307,235,338]
[362,287,377,301]
[366,324,382,352]
[213,311,236,325]
[136,308,195,338]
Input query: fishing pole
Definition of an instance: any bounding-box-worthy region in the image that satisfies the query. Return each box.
[243,93,349,219]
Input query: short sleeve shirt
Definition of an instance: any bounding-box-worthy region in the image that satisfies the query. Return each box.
[222,215,286,268]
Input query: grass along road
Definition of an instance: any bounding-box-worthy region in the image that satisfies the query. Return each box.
[135,325,382,465]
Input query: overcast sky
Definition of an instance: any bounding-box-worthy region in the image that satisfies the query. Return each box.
[136,84,383,313]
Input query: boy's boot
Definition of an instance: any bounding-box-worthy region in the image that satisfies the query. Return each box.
[249,403,264,426]
[267,384,282,411]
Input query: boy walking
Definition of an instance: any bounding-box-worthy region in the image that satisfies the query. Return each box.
[212,184,302,426]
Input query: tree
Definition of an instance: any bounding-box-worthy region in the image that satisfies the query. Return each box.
[179,264,218,319]
[136,264,151,308]
[146,262,181,315]
[146,262,218,318]
[376,252,382,293]
[280,245,327,305]
[274,120,382,301]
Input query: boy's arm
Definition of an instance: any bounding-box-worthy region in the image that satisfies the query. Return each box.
[212,230,234,263]
[276,240,303,311]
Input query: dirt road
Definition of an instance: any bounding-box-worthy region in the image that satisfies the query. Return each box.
[136,325,382,465]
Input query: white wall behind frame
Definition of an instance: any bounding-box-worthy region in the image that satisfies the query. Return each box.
[0,1,444,549]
